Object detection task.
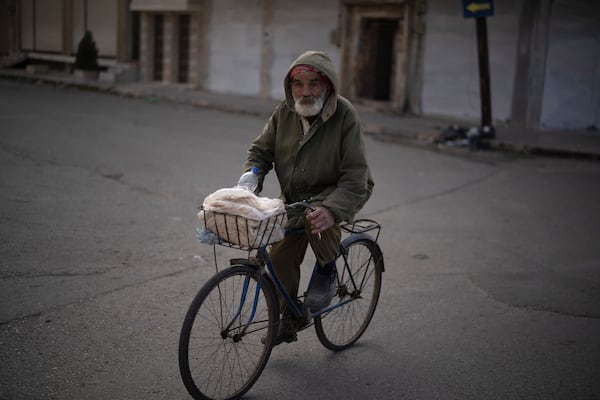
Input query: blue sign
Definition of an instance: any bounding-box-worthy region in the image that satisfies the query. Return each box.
[463,0,494,18]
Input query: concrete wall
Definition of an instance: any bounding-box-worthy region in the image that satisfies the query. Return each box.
[17,0,118,57]
[541,0,600,129]
[35,0,63,52]
[207,0,263,95]
[421,0,519,123]
[19,0,63,52]
[269,0,340,99]
[206,0,340,98]
[19,0,34,49]
[87,0,118,57]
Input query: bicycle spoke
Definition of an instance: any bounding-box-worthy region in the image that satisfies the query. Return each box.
[179,266,277,400]
[315,238,382,351]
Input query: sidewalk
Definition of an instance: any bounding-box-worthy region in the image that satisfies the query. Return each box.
[2,68,599,160]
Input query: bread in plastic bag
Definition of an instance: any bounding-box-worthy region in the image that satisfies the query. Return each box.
[198,187,287,248]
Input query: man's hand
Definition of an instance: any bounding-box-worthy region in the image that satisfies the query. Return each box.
[306,206,335,235]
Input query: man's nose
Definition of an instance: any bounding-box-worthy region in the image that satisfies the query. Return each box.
[301,85,312,97]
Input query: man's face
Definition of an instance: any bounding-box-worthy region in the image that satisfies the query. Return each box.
[291,71,328,117]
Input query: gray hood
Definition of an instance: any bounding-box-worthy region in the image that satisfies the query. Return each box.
[283,50,338,122]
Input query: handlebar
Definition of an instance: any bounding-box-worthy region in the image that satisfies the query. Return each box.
[285,201,319,239]
[286,201,381,240]
[285,201,316,212]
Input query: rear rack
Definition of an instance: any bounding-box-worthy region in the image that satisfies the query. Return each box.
[340,219,381,241]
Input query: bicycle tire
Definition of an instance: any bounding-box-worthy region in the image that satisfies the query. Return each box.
[314,236,383,351]
[179,265,278,400]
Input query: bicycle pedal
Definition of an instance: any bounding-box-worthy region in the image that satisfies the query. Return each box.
[265,331,297,347]
[282,333,298,344]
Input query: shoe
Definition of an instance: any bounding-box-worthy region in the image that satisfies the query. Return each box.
[271,328,297,346]
[261,307,298,346]
[305,267,338,312]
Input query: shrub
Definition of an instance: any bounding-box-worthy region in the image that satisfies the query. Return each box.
[74,31,99,71]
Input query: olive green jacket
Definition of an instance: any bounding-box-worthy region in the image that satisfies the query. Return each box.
[244,51,374,223]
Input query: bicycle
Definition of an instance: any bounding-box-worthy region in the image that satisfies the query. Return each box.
[178,201,384,400]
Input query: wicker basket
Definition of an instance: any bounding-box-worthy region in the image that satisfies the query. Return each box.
[199,208,287,250]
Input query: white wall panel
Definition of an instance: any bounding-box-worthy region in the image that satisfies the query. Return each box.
[421,0,519,123]
[20,0,34,50]
[35,0,62,52]
[208,0,263,95]
[541,1,600,129]
[88,0,117,57]
[72,0,86,54]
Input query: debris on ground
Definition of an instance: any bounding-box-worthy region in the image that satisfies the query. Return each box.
[434,125,495,150]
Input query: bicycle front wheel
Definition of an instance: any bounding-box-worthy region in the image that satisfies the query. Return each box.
[314,237,383,351]
[178,266,278,400]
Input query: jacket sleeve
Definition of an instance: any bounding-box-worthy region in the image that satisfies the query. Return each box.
[243,106,279,188]
[321,108,373,222]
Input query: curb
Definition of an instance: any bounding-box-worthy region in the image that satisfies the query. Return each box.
[490,141,600,161]
[3,70,599,161]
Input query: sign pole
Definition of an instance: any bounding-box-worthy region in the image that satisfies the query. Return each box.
[476,16,492,127]
[463,0,494,132]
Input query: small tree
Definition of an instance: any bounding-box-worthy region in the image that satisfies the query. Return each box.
[74,31,99,71]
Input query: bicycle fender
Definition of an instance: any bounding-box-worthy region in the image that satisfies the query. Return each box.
[229,257,261,268]
[340,233,385,272]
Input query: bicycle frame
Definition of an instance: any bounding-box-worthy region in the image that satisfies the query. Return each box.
[222,272,265,340]
[256,246,356,320]
[181,206,383,400]
[210,210,382,340]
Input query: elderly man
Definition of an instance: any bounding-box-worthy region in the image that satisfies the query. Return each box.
[243,50,374,344]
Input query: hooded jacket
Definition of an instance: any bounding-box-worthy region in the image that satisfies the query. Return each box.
[244,50,374,223]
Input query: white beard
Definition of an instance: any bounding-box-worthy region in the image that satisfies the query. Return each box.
[294,90,328,117]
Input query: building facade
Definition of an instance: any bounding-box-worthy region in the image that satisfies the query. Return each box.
[1,0,598,130]
[1,0,132,66]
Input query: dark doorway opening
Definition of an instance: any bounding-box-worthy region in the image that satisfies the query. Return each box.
[178,14,190,83]
[131,12,140,62]
[153,14,164,81]
[358,18,398,101]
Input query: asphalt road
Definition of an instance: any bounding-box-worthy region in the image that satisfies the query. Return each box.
[1,79,599,400]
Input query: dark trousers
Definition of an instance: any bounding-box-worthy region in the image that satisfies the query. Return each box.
[268,214,341,311]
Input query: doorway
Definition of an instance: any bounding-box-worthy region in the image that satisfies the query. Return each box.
[153,14,164,81]
[177,14,190,83]
[339,2,416,112]
[358,18,399,101]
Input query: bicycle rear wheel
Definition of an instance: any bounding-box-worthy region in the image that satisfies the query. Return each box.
[179,266,278,400]
[314,237,383,351]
